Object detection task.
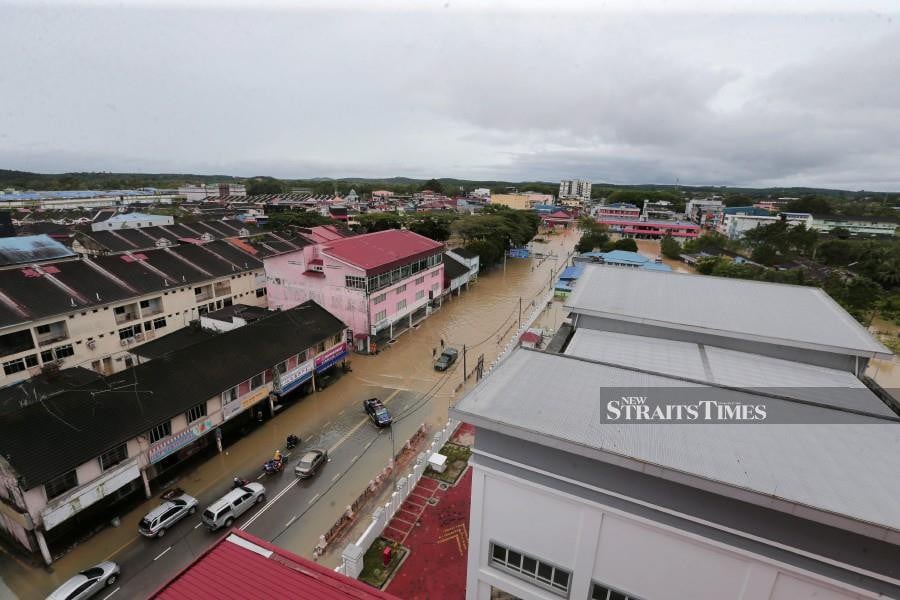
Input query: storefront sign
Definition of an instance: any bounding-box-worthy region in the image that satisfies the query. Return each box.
[149,418,214,464]
[223,388,270,421]
[275,359,314,395]
[315,342,348,373]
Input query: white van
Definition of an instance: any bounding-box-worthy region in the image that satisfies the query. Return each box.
[201,483,266,531]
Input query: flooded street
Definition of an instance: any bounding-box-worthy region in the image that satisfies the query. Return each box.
[0,227,579,599]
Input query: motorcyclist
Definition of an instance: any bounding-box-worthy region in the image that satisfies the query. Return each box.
[273,449,283,464]
[286,434,300,448]
[233,477,247,489]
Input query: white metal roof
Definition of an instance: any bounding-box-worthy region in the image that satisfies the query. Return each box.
[453,349,900,537]
[564,329,895,416]
[564,265,892,358]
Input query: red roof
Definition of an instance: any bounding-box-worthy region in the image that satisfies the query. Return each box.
[322,229,443,275]
[520,331,542,343]
[151,530,398,600]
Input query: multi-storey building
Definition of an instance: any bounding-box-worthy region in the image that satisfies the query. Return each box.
[90,212,174,231]
[685,198,725,229]
[594,203,641,219]
[0,301,347,564]
[598,216,700,239]
[265,229,444,353]
[719,211,814,240]
[811,215,897,237]
[178,183,247,202]
[558,179,592,203]
[0,235,268,388]
[453,265,898,600]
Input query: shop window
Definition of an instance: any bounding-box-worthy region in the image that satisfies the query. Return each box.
[148,421,172,443]
[44,470,78,500]
[99,443,128,472]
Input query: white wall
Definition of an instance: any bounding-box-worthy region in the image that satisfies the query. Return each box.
[467,464,874,600]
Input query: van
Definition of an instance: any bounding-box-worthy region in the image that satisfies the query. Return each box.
[201,483,266,531]
[139,492,198,538]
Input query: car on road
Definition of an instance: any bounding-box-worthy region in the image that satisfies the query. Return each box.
[434,347,459,371]
[47,561,119,600]
[138,492,199,538]
[364,397,392,427]
[201,482,266,531]
[294,449,328,479]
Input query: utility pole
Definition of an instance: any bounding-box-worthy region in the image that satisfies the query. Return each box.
[518,297,522,328]
[463,344,467,382]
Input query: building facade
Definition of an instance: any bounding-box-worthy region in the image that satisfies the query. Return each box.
[558,180,592,203]
[178,184,247,202]
[598,217,700,239]
[719,212,814,240]
[264,229,444,353]
[811,216,897,237]
[90,212,175,231]
[595,203,641,219]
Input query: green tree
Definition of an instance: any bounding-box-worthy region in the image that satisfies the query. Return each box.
[660,234,682,259]
[750,244,779,266]
[421,178,445,194]
[612,238,638,252]
[246,177,284,195]
[408,215,453,241]
[357,213,405,233]
[464,240,502,268]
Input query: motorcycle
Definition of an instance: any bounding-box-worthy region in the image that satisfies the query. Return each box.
[263,457,285,475]
[233,477,250,489]
[286,434,300,450]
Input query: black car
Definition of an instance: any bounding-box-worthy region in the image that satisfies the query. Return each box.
[364,397,392,427]
[294,449,328,479]
[434,347,459,371]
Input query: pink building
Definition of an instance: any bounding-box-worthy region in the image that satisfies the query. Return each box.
[596,203,641,219]
[265,229,444,353]
[599,217,700,239]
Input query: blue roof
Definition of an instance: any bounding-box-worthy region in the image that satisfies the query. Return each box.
[639,262,673,272]
[532,204,557,214]
[559,264,586,280]
[606,202,639,209]
[723,206,771,216]
[600,250,650,265]
[0,235,76,267]
[0,189,150,201]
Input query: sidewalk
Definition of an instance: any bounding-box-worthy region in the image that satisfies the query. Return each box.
[382,424,475,600]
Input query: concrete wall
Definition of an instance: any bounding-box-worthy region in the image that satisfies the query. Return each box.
[574,314,861,373]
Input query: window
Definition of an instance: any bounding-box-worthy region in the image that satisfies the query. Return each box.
[139,299,150,309]
[44,470,78,500]
[489,542,570,596]
[148,421,172,443]
[432,270,441,278]
[250,373,264,389]
[432,283,439,293]
[374,310,386,322]
[186,402,207,423]
[222,387,238,405]
[41,350,54,363]
[591,583,643,600]
[36,324,51,334]
[395,284,407,294]
[345,275,366,290]
[119,325,141,340]
[3,354,37,375]
[373,293,386,305]
[153,317,167,329]
[255,287,267,298]
[114,306,126,315]
[396,299,407,312]
[54,344,74,359]
[415,276,425,285]
[99,443,128,471]
[0,329,35,358]
[415,290,425,301]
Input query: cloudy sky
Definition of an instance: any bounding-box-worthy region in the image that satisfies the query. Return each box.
[1,0,899,189]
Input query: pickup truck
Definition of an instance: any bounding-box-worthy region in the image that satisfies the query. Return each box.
[363,397,392,428]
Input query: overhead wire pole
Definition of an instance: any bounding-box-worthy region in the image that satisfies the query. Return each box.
[462,344,467,382]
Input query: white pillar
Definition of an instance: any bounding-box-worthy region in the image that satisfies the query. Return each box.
[35,529,52,566]
[341,543,365,579]
[140,468,151,499]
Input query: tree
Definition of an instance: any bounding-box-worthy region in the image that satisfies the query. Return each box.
[660,234,682,259]
[246,177,284,195]
[357,213,405,233]
[784,195,832,215]
[408,215,452,241]
[750,244,779,266]
[421,178,445,194]
[830,226,851,239]
[465,240,502,268]
[612,238,638,252]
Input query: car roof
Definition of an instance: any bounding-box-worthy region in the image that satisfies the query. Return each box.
[209,484,261,509]
[145,500,177,519]
[49,575,88,598]
[300,450,323,460]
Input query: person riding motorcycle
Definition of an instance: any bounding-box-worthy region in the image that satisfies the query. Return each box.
[273,449,283,464]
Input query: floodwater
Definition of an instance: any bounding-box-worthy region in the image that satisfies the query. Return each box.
[633,238,695,273]
[0,228,579,599]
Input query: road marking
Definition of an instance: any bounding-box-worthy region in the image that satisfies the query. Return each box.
[240,476,298,530]
[194,522,202,529]
[153,546,172,561]
[351,455,358,462]
[308,493,321,505]
[331,473,341,482]
[339,409,346,416]
[256,473,266,480]
[323,420,332,428]
[326,388,402,455]
[285,515,298,528]
[101,587,120,600]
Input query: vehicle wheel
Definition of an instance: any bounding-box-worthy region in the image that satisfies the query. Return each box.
[224,517,234,528]
[188,506,197,515]
[256,494,266,504]
[106,575,117,586]
[156,528,166,538]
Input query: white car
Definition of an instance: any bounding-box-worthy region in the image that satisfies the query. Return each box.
[47,561,119,600]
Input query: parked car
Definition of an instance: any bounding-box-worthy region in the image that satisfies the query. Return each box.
[294,449,328,479]
[138,492,198,538]
[434,347,459,371]
[363,397,392,427]
[47,561,119,600]
[201,483,266,531]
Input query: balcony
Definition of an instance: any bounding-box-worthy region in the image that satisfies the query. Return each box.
[40,459,140,531]
[35,321,69,347]
[114,302,140,325]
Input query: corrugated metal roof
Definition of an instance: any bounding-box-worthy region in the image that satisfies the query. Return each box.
[0,234,75,266]
[453,349,900,534]
[565,265,891,358]
[565,329,894,416]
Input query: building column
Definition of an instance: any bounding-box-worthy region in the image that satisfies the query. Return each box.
[268,393,275,416]
[34,529,52,566]
[215,428,223,453]
[140,468,152,499]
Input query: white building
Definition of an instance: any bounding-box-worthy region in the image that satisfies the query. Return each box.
[178,183,247,201]
[90,211,174,231]
[811,216,897,238]
[452,266,898,600]
[472,188,492,200]
[558,180,592,203]
[719,212,814,240]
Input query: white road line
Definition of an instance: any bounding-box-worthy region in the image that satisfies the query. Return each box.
[323,420,332,428]
[308,493,321,505]
[339,409,346,416]
[240,477,297,530]
[256,473,266,480]
[285,515,298,528]
[351,455,358,462]
[193,522,202,530]
[331,473,341,482]
[326,388,402,455]
[153,547,172,561]
[101,587,120,600]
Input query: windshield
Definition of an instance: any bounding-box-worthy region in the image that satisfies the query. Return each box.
[79,567,103,578]
[376,408,389,418]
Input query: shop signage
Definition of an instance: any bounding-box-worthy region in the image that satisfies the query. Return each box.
[149,418,214,464]
[275,359,314,395]
[315,342,348,373]
[223,388,270,421]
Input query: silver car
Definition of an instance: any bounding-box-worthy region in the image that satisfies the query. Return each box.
[201,482,266,531]
[138,493,199,538]
[47,561,119,600]
[294,449,328,479]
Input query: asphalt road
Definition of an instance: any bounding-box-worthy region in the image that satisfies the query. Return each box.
[97,387,429,599]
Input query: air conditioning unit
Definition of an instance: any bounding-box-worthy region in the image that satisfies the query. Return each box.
[145,331,156,340]
[134,333,144,342]
[86,340,96,350]
[120,339,128,347]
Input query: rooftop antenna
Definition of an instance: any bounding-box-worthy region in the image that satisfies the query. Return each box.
[70,298,76,307]
[95,292,101,301]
